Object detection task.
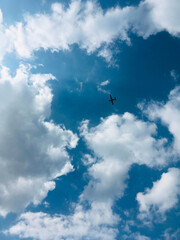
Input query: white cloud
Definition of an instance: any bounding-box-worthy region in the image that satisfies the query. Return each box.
[123,232,150,240]
[6,85,180,239]
[43,201,50,208]
[97,86,110,94]
[79,113,169,203]
[129,0,180,38]
[100,80,110,86]
[6,202,119,240]
[81,153,96,166]
[0,0,179,62]
[137,168,180,221]
[162,228,180,240]
[0,64,78,216]
[4,0,131,60]
[97,80,110,94]
[170,70,179,82]
[97,47,113,63]
[6,111,169,240]
[142,86,180,156]
[146,0,180,37]
[0,10,13,61]
[54,161,75,178]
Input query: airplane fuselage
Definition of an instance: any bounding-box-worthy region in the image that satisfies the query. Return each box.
[109,95,116,105]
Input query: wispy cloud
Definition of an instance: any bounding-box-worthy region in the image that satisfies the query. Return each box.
[97,80,110,94]
[170,69,179,82]
[100,80,110,86]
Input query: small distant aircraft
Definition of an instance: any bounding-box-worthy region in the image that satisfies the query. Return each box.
[109,94,116,105]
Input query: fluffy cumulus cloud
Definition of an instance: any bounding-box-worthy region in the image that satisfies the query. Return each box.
[142,86,180,156]
[6,86,180,239]
[6,202,119,240]
[0,64,78,216]
[137,168,180,221]
[130,0,180,38]
[79,113,169,202]
[145,0,180,37]
[0,0,179,62]
[6,112,169,240]
[136,86,180,222]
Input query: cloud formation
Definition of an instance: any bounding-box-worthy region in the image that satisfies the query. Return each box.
[137,168,180,221]
[7,110,173,240]
[7,202,118,240]
[80,113,169,202]
[123,232,150,240]
[97,80,110,94]
[0,0,179,61]
[0,64,78,216]
[142,86,180,156]
[6,82,180,238]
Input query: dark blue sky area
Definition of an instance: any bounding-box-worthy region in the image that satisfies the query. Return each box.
[28,31,180,133]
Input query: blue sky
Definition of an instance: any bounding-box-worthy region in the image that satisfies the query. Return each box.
[0,0,180,239]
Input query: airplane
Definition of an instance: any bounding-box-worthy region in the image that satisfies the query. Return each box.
[109,94,116,105]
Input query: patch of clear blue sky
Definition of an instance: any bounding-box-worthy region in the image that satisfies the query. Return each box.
[30,31,180,133]
[1,0,180,239]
